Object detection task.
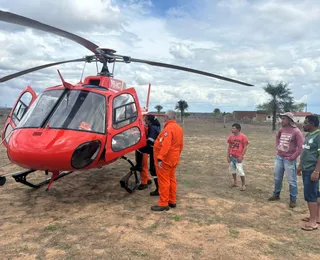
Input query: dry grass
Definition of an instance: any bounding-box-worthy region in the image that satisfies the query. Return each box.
[0,118,319,260]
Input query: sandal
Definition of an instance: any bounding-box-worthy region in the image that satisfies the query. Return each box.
[231,184,238,188]
[301,217,320,224]
[301,224,318,231]
[240,186,246,191]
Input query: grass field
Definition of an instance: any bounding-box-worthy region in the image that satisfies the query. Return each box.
[0,118,319,260]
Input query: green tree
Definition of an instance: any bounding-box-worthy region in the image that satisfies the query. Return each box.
[154,105,163,113]
[213,108,221,118]
[175,99,189,124]
[256,82,300,130]
[293,102,307,112]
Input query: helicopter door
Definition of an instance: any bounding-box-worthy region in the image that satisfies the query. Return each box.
[105,89,146,162]
[1,86,37,148]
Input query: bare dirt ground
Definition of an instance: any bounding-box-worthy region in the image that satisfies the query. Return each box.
[0,118,319,260]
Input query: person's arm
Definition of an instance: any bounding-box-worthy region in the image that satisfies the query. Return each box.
[287,130,304,160]
[276,129,281,144]
[311,136,320,181]
[180,131,184,153]
[297,161,302,176]
[238,136,249,163]
[157,130,172,163]
[227,137,231,163]
[146,125,157,147]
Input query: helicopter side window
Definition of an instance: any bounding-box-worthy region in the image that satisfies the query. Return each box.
[112,94,138,129]
[18,90,63,128]
[3,123,14,143]
[11,91,33,126]
[111,127,141,152]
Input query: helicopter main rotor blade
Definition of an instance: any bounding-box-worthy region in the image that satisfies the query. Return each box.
[112,55,253,86]
[0,58,87,82]
[0,11,100,55]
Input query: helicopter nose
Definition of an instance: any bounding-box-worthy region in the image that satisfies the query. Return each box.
[7,129,105,171]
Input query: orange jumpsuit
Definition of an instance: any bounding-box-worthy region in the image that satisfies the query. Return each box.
[140,153,151,185]
[153,120,184,206]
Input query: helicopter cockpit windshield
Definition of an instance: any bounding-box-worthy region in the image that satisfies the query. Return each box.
[18,89,106,134]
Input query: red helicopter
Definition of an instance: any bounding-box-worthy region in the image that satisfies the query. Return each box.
[0,11,254,193]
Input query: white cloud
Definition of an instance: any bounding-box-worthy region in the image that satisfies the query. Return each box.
[1,0,320,114]
[134,70,153,85]
[169,43,194,59]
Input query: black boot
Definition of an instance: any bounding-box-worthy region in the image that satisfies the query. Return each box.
[150,178,159,196]
[151,205,169,211]
[138,184,148,190]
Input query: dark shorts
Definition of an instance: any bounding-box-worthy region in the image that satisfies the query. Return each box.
[302,171,320,202]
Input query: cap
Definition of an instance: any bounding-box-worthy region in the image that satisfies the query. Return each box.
[279,112,297,128]
[146,114,155,121]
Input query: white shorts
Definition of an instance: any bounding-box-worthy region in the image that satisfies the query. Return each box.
[229,157,245,176]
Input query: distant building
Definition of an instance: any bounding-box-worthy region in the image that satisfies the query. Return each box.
[291,112,312,123]
[233,111,268,121]
[233,110,313,123]
[266,112,313,123]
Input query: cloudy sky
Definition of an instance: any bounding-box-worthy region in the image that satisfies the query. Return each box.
[0,0,320,113]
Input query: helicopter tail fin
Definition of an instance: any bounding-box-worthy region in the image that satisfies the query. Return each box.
[57,70,73,89]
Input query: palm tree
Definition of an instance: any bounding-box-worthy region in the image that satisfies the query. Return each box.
[154,105,163,113]
[257,82,295,130]
[175,99,189,124]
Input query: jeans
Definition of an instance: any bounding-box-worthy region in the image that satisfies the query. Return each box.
[273,155,298,201]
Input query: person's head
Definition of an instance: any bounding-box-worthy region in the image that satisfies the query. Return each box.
[279,112,296,128]
[231,123,241,134]
[164,110,176,123]
[144,114,155,125]
[303,115,319,132]
[145,114,161,126]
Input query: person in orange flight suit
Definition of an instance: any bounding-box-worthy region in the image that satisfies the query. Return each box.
[151,110,184,211]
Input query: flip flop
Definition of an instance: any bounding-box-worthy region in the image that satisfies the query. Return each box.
[301,224,318,231]
[231,184,238,188]
[301,217,320,224]
[240,187,246,191]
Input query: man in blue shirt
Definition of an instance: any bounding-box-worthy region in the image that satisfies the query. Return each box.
[131,114,161,195]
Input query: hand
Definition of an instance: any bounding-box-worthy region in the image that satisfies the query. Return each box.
[237,156,243,163]
[158,160,162,169]
[227,156,231,163]
[311,171,319,181]
[297,166,302,176]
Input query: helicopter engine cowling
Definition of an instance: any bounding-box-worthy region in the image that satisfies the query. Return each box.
[6,128,105,171]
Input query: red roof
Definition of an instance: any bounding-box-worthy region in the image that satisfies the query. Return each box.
[292,112,312,116]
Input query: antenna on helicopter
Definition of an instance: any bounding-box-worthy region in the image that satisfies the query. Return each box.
[57,70,73,89]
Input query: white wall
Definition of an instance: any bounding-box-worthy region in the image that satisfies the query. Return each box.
[293,116,305,123]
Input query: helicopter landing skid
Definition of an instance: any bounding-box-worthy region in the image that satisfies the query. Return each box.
[120,156,141,193]
[6,169,73,189]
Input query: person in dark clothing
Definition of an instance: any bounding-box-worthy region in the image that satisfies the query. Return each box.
[131,114,161,196]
